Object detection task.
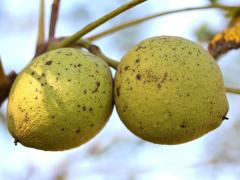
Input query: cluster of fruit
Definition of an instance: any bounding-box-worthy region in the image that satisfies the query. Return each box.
[7,36,229,151]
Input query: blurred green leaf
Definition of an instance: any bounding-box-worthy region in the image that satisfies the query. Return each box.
[194,23,216,43]
[209,0,219,4]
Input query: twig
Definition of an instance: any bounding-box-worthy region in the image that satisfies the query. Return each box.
[0,58,17,105]
[0,58,7,85]
[87,4,240,41]
[76,39,119,69]
[225,87,240,94]
[35,0,45,55]
[49,0,147,49]
[49,0,61,40]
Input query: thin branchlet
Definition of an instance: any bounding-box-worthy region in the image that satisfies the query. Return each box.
[49,0,147,49]
[49,0,61,40]
[76,39,119,69]
[87,4,240,41]
[35,0,45,56]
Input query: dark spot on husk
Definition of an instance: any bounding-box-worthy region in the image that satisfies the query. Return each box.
[46,61,52,65]
[65,52,72,56]
[136,74,141,80]
[75,129,81,133]
[136,46,147,51]
[124,66,129,71]
[116,86,121,97]
[180,122,187,128]
[122,105,128,112]
[92,81,100,93]
[24,113,29,122]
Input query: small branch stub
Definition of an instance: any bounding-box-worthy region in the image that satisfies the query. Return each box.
[75,39,119,69]
[222,116,229,120]
[225,87,240,94]
[14,139,19,146]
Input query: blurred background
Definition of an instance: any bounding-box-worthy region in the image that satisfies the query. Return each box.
[0,0,240,179]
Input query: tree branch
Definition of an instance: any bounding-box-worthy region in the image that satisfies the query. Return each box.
[225,87,240,94]
[0,58,17,106]
[49,0,147,49]
[87,4,240,41]
[0,58,7,85]
[76,39,119,69]
[35,0,45,55]
[49,0,61,40]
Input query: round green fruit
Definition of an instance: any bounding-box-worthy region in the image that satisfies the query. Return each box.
[114,36,229,144]
[8,48,113,151]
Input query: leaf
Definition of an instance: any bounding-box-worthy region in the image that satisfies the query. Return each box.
[209,0,219,4]
[195,23,216,43]
[208,15,240,59]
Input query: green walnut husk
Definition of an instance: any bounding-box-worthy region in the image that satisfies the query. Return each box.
[8,48,113,151]
[114,36,229,144]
